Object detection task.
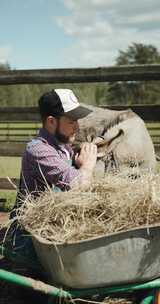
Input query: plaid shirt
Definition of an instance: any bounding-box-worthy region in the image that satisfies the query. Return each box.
[18,128,80,194]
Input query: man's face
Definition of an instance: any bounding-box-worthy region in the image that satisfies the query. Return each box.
[55,116,79,143]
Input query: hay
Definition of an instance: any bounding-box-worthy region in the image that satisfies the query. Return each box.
[102,297,133,304]
[73,297,133,304]
[17,172,160,244]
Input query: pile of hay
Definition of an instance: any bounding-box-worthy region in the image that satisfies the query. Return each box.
[17,172,160,244]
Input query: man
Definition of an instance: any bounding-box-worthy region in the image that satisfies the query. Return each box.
[8,89,97,263]
[17,89,97,198]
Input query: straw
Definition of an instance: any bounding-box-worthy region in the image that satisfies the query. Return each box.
[16,171,160,244]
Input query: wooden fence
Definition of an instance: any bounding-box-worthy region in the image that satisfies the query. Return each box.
[1,65,160,84]
[0,65,160,191]
[0,105,159,157]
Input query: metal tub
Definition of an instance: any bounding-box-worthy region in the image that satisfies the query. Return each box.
[32,225,160,289]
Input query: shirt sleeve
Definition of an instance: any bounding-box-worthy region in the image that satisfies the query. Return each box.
[29,142,80,191]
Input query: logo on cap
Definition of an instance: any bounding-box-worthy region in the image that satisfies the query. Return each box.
[69,91,78,104]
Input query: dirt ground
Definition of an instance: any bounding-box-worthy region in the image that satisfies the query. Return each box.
[0,213,48,304]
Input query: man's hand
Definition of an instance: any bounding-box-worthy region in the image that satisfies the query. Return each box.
[74,142,97,170]
[71,143,97,190]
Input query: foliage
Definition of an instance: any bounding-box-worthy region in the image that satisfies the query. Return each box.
[0,190,16,211]
[0,62,107,106]
[116,43,160,65]
[0,43,160,107]
[0,62,100,107]
[107,43,160,105]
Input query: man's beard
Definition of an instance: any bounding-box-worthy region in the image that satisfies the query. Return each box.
[55,129,70,144]
[55,123,75,144]
[55,119,75,144]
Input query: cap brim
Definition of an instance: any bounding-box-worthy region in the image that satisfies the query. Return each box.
[64,105,92,120]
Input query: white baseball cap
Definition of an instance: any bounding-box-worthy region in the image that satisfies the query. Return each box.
[39,89,92,120]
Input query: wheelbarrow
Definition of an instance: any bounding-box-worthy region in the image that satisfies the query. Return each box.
[1,224,160,303]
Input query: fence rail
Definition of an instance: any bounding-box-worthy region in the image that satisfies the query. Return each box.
[0,105,160,122]
[1,65,160,85]
[0,105,159,157]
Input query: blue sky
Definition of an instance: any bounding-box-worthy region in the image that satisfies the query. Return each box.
[0,0,72,68]
[0,0,160,69]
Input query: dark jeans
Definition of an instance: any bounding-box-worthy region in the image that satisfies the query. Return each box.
[5,221,42,274]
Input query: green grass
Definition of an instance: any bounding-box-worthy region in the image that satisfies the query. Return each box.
[147,123,160,145]
[0,157,21,211]
[0,190,16,211]
[0,156,21,178]
[0,122,41,141]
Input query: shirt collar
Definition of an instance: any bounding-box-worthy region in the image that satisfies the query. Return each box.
[38,128,60,147]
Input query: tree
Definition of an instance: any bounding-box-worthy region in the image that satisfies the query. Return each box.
[0,63,41,107]
[0,62,10,71]
[107,43,160,105]
[116,43,160,65]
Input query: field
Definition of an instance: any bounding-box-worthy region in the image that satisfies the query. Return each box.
[0,122,41,142]
[0,123,159,211]
[0,157,21,210]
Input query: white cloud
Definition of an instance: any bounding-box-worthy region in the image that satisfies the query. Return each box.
[57,13,112,37]
[55,0,160,67]
[0,46,12,64]
[120,12,160,25]
[64,0,119,11]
